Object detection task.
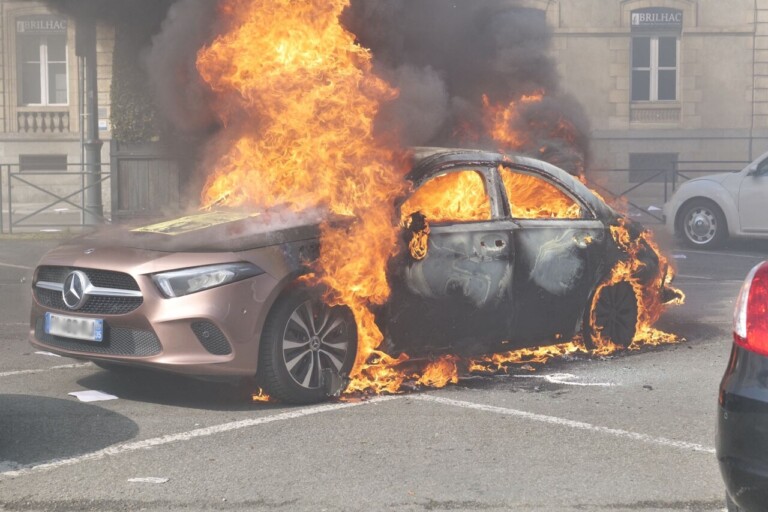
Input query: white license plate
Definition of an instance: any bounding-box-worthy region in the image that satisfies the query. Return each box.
[45,313,104,342]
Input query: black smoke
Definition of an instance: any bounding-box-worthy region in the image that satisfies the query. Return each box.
[342,0,591,174]
[47,0,590,174]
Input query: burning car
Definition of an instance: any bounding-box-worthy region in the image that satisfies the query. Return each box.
[29,149,680,403]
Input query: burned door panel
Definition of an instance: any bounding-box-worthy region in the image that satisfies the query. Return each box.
[510,221,606,343]
[386,222,516,354]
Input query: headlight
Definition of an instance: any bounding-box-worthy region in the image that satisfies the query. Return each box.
[152,263,264,298]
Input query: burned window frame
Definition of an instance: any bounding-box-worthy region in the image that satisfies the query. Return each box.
[497,164,595,221]
[399,165,501,226]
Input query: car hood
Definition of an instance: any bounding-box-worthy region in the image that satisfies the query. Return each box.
[76,209,331,253]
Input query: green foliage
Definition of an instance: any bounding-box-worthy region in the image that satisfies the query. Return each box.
[110,21,160,142]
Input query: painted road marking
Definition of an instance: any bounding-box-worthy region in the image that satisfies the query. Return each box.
[676,275,744,283]
[0,261,32,270]
[516,372,616,387]
[413,395,715,454]
[0,363,92,378]
[675,249,766,260]
[0,395,401,479]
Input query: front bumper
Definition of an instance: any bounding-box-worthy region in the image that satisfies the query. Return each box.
[29,272,280,378]
[717,345,768,511]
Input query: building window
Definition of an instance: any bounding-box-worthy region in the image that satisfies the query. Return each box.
[19,154,68,173]
[631,36,678,101]
[629,153,677,184]
[16,16,69,106]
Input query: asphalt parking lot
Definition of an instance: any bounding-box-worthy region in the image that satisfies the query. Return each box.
[1,234,767,512]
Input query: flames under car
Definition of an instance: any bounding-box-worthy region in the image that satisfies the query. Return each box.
[29,149,679,403]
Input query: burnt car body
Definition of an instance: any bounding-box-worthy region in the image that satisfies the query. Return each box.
[29,149,671,403]
[718,261,768,512]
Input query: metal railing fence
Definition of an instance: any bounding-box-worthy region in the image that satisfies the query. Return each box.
[0,163,110,234]
[583,160,749,224]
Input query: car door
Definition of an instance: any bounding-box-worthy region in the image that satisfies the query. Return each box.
[385,167,517,353]
[738,157,768,232]
[497,165,607,344]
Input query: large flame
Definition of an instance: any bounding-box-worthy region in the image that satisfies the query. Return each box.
[196,0,409,394]
[196,1,684,400]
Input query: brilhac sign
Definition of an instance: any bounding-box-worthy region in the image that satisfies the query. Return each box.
[631,8,683,33]
[16,16,68,35]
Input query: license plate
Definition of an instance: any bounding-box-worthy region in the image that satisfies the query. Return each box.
[45,313,104,342]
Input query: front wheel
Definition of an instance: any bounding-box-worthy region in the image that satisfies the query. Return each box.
[584,281,639,350]
[726,494,742,512]
[679,199,727,249]
[258,285,357,404]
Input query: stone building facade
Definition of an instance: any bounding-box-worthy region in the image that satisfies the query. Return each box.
[0,0,113,227]
[0,0,764,227]
[539,0,767,204]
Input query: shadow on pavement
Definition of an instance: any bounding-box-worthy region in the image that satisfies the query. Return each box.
[76,368,275,411]
[0,394,139,467]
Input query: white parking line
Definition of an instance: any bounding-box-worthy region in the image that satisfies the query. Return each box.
[0,395,400,479]
[676,275,744,283]
[413,395,715,454]
[0,261,32,270]
[0,363,92,378]
[676,249,766,260]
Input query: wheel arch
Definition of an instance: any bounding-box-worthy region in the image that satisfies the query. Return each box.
[671,182,739,237]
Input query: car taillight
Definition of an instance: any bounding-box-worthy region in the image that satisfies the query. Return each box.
[734,261,768,355]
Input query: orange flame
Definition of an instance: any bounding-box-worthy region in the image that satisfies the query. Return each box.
[196,0,409,394]
[196,1,684,398]
[483,93,543,153]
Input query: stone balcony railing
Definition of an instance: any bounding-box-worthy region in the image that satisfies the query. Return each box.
[16,110,71,134]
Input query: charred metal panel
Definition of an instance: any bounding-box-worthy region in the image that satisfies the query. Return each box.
[386,221,516,353]
[510,221,607,343]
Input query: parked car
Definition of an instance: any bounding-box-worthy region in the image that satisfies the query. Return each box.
[664,151,768,249]
[718,260,768,512]
[29,149,678,403]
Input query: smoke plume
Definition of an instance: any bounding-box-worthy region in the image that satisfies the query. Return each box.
[50,0,590,174]
[342,0,591,173]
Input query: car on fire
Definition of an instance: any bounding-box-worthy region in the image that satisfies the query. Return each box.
[29,148,679,403]
[718,260,768,512]
[665,150,768,249]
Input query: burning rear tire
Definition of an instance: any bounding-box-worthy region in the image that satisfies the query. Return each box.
[584,281,639,350]
[257,285,357,404]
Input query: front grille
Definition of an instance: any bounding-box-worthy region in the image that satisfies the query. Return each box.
[37,266,140,291]
[34,265,143,315]
[34,319,161,356]
[191,321,232,355]
[35,288,143,315]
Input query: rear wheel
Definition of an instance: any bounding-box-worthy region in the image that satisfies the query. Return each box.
[258,286,357,404]
[679,199,727,249]
[584,281,639,349]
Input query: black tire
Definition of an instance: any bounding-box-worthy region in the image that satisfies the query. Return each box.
[584,281,639,350]
[93,361,138,373]
[726,493,742,512]
[257,285,357,404]
[678,199,728,249]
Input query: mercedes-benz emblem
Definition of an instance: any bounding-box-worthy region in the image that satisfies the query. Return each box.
[62,271,89,310]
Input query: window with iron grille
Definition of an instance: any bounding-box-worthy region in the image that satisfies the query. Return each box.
[629,153,677,184]
[19,154,67,173]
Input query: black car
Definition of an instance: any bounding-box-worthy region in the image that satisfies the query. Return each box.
[718,260,768,511]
